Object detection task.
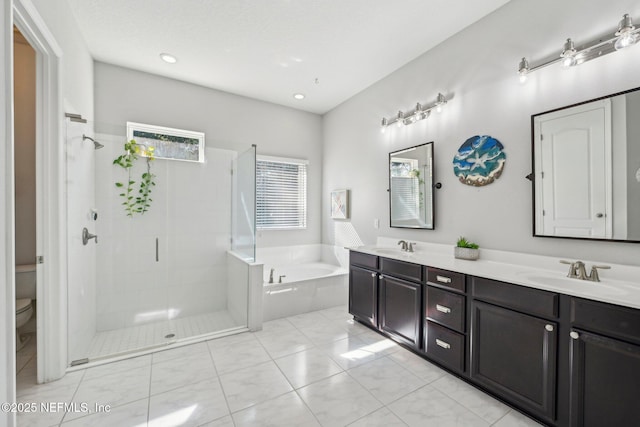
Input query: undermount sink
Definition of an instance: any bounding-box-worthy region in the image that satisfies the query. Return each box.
[518,271,627,296]
[374,248,410,256]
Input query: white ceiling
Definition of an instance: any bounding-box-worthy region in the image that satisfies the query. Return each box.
[66,0,511,114]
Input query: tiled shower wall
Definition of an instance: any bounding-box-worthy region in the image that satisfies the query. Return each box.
[94,133,234,331]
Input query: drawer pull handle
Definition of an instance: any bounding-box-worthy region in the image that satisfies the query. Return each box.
[545,324,554,332]
[436,275,452,284]
[436,339,451,349]
[570,331,580,340]
[436,304,451,314]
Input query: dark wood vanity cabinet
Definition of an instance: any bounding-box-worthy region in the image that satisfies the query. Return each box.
[348,252,379,327]
[568,298,640,427]
[424,267,467,373]
[470,277,559,423]
[378,258,423,350]
[379,275,422,349]
[348,250,640,427]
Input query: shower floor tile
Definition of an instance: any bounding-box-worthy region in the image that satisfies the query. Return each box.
[86,310,241,359]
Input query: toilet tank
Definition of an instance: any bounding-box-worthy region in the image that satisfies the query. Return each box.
[16,264,36,300]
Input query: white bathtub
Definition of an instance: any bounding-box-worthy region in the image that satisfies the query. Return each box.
[258,245,349,321]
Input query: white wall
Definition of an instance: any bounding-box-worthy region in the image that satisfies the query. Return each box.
[322,0,640,266]
[31,0,94,118]
[94,62,323,248]
[13,32,36,265]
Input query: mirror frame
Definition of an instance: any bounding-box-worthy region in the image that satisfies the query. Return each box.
[530,85,640,244]
[389,141,436,230]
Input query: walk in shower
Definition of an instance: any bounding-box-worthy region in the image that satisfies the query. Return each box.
[66,118,256,365]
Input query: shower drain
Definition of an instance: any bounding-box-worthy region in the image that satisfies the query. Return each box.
[164,333,176,339]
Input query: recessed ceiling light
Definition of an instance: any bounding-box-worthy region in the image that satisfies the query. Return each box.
[160,53,177,64]
[293,93,305,100]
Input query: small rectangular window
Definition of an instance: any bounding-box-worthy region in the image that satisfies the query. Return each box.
[256,156,307,230]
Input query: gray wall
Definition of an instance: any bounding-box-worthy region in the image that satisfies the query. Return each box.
[322,0,640,265]
[13,33,36,266]
[94,62,323,248]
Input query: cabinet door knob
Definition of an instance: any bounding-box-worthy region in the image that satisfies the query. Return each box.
[435,339,451,349]
[570,331,580,340]
[371,273,376,278]
[436,304,452,314]
[545,324,554,332]
[436,275,452,284]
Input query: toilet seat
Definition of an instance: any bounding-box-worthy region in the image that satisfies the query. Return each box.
[16,298,32,315]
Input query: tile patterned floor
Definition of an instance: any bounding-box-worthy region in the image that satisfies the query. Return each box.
[87,310,242,359]
[15,306,544,427]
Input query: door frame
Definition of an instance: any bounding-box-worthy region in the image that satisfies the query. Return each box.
[12,0,67,386]
[1,1,17,425]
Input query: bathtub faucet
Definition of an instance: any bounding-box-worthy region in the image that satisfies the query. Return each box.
[269,268,275,284]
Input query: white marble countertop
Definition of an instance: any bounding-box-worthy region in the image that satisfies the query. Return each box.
[350,237,640,310]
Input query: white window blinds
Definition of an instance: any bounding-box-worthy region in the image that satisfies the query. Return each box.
[256,156,308,230]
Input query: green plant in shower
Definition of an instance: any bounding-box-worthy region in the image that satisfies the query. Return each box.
[113,140,156,216]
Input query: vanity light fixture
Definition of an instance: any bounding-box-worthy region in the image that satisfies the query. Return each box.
[381,93,447,132]
[518,13,639,79]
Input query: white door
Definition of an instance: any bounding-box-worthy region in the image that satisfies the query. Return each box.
[534,100,612,238]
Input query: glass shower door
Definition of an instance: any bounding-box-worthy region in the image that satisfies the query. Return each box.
[231,145,256,262]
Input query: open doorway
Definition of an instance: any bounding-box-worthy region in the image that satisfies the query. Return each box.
[13,25,38,389]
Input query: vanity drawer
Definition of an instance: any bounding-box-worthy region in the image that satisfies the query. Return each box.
[427,267,465,292]
[350,251,378,270]
[571,297,640,344]
[472,276,559,319]
[425,321,465,373]
[381,258,422,283]
[426,286,465,332]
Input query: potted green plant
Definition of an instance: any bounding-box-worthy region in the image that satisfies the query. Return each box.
[455,236,479,260]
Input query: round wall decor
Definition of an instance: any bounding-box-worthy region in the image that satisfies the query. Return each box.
[453,135,506,186]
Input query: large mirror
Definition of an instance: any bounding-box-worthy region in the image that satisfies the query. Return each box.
[532,87,640,242]
[389,142,434,229]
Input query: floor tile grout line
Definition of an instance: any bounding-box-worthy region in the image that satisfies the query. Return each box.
[204,336,235,421]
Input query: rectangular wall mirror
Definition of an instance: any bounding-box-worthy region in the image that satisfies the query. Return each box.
[389,142,434,229]
[531,86,640,242]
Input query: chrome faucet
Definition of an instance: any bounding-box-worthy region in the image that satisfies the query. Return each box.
[269,268,275,284]
[279,275,286,284]
[560,260,611,282]
[407,242,415,253]
[397,240,408,251]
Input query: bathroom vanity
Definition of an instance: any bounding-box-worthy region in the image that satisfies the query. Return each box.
[348,243,640,427]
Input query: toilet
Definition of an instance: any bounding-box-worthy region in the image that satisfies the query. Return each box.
[15,264,36,351]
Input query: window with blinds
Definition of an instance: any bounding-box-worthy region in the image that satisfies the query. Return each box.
[256,157,308,230]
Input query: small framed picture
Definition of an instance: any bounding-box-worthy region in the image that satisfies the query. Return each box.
[331,189,349,219]
[126,121,205,163]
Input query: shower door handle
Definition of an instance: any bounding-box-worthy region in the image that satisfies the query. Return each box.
[156,238,159,262]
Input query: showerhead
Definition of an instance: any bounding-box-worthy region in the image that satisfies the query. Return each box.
[83,134,104,150]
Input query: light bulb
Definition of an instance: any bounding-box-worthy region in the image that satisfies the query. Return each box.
[615,32,638,50]
[436,105,442,113]
[562,56,576,67]
[380,118,387,133]
[519,73,528,84]
[615,14,638,50]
